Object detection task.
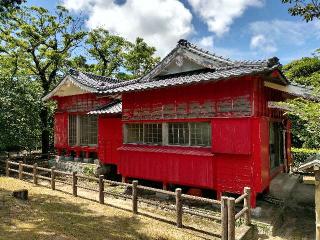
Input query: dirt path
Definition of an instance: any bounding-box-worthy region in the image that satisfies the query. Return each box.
[258,182,315,240]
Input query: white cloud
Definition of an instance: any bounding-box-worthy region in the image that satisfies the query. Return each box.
[249,20,320,56]
[250,34,277,54]
[197,36,214,49]
[63,0,193,57]
[187,0,264,36]
[62,0,91,11]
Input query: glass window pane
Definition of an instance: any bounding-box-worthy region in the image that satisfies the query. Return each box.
[80,115,98,145]
[126,124,143,143]
[190,122,211,146]
[144,123,162,144]
[168,122,189,145]
[68,115,77,146]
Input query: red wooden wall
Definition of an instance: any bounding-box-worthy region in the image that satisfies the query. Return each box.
[54,112,68,148]
[53,93,122,165]
[98,116,122,165]
[117,73,290,206]
[52,72,291,207]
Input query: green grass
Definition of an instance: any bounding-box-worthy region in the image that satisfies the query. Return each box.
[0,177,218,240]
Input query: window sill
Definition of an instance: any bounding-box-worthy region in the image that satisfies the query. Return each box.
[118,145,214,156]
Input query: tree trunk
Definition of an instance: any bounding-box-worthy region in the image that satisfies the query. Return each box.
[40,105,50,155]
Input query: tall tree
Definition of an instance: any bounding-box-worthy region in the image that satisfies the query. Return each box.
[124,37,160,78]
[282,55,320,148]
[0,55,42,151]
[86,28,128,77]
[85,28,160,79]
[0,6,86,154]
[282,0,320,21]
[0,0,25,12]
[281,0,320,148]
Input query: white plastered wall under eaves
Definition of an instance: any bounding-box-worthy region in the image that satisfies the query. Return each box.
[158,57,204,76]
[53,78,88,97]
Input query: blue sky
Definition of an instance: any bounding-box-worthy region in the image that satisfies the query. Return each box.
[28,0,320,64]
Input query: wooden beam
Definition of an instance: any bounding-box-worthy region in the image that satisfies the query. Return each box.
[264,81,309,98]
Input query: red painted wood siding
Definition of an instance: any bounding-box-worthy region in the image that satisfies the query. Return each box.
[55,93,109,113]
[118,145,214,188]
[119,77,256,189]
[98,116,122,165]
[122,76,254,121]
[54,112,68,148]
[212,118,251,154]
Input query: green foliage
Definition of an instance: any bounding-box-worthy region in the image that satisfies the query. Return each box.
[81,28,160,79]
[86,28,128,77]
[0,0,25,12]
[281,1,320,149]
[0,5,159,152]
[282,56,320,87]
[0,67,42,151]
[0,5,86,153]
[281,0,320,22]
[124,37,160,79]
[285,98,320,148]
[83,165,95,177]
[282,55,320,148]
[292,147,320,164]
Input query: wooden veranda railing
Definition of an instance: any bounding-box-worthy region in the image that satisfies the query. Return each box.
[4,160,251,240]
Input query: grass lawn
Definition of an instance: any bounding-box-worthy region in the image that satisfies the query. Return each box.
[0,177,219,240]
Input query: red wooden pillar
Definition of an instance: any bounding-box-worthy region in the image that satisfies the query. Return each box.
[216,190,222,201]
[57,148,62,156]
[74,150,80,161]
[286,120,292,172]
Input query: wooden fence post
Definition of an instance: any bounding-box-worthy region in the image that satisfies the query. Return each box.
[5,159,9,177]
[228,197,236,240]
[18,161,23,180]
[99,175,104,204]
[244,187,251,226]
[132,180,138,214]
[33,163,38,185]
[72,171,77,197]
[175,188,182,228]
[221,196,228,240]
[51,167,55,190]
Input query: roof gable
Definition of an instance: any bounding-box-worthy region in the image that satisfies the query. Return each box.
[140,39,235,82]
[42,75,95,101]
[42,69,122,101]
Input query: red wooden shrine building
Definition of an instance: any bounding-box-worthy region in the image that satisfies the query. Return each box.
[43,40,312,206]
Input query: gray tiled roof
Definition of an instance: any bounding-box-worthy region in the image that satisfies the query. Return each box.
[42,69,124,101]
[43,39,288,101]
[68,69,124,89]
[99,64,278,94]
[88,100,122,115]
[97,39,282,94]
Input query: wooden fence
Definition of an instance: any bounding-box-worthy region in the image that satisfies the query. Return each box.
[4,160,251,240]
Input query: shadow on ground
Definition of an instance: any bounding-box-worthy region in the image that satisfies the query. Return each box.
[0,187,168,240]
